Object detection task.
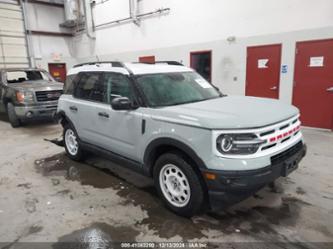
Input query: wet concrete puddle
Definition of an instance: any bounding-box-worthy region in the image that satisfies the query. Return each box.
[53,223,140,249]
[34,153,314,243]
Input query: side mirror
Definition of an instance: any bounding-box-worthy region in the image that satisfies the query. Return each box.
[111,97,132,111]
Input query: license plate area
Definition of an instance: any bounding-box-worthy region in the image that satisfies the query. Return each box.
[282,151,302,177]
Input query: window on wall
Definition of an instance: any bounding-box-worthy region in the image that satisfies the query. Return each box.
[190,51,212,82]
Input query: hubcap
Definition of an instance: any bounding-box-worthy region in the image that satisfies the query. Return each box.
[65,129,78,156]
[159,164,190,207]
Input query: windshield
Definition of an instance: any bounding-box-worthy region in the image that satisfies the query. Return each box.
[136,72,221,107]
[6,70,53,84]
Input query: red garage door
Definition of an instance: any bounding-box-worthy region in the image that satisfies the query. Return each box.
[190,50,212,82]
[293,39,333,130]
[246,44,282,99]
[48,63,66,83]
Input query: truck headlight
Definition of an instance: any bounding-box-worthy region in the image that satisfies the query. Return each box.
[216,133,265,155]
[16,91,34,103]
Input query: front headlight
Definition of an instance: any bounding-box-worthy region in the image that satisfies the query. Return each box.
[16,91,34,103]
[216,133,265,155]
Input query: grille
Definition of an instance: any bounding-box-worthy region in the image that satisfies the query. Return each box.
[258,117,300,152]
[262,143,276,151]
[35,90,63,102]
[271,141,303,165]
[279,124,290,130]
[260,130,275,137]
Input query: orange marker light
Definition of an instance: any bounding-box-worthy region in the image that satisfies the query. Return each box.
[16,92,25,103]
[204,172,216,180]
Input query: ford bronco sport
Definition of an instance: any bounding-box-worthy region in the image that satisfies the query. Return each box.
[0,68,63,127]
[56,61,306,217]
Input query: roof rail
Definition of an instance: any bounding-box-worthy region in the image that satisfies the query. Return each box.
[73,61,125,68]
[135,61,184,66]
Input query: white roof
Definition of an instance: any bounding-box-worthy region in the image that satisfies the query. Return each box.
[67,62,193,76]
[124,63,193,75]
[67,63,129,75]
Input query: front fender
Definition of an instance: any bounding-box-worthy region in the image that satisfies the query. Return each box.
[143,137,208,176]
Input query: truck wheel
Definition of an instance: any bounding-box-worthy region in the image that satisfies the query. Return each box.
[7,103,21,128]
[153,152,206,217]
[63,124,84,161]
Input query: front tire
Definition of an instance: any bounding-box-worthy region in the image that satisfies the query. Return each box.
[7,103,21,128]
[63,124,84,161]
[153,152,206,217]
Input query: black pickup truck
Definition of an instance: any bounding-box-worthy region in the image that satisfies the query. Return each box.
[0,68,63,127]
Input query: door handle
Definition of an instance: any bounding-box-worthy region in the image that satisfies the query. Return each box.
[98,112,109,118]
[270,86,278,90]
[327,87,333,92]
[69,106,78,112]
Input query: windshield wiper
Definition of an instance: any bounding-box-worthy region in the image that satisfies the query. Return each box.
[155,96,223,108]
[169,98,214,106]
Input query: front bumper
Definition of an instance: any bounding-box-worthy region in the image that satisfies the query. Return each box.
[14,102,58,120]
[203,141,307,211]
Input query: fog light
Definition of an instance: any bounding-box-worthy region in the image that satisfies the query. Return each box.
[26,111,33,118]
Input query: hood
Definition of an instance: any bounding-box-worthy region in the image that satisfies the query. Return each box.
[8,80,64,92]
[152,96,299,129]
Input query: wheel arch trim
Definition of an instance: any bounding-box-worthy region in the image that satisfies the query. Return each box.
[55,110,77,130]
[143,137,207,176]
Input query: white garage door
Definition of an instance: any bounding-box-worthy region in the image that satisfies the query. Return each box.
[0,0,29,68]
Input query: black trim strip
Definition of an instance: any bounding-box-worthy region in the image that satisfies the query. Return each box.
[80,141,146,176]
[141,119,146,134]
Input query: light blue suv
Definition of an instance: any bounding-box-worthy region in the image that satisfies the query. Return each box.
[56,61,306,217]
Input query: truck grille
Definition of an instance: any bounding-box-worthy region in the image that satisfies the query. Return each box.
[35,90,63,102]
[271,141,303,165]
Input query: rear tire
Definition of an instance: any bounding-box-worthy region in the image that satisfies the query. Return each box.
[7,103,21,128]
[153,152,206,217]
[63,123,84,161]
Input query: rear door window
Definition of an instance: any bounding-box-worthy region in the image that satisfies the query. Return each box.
[74,72,106,102]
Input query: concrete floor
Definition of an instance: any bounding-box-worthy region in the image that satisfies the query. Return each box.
[0,115,332,248]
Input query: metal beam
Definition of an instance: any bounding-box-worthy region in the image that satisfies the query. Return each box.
[26,0,64,8]
[0,33,25,38]
[0,1,19,6]
[83,0,96,39]
[27,30,73,37]
[20,0,33,67]
[0,15,23,20]
[0,61,29,64]
[0,6,21,12]
[95,8,170,30]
